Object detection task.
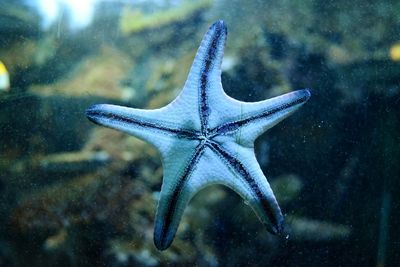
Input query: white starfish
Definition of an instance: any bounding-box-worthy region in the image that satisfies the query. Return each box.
[86,20,311,250]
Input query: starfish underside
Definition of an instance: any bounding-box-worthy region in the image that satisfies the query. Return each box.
[86,20,310,250]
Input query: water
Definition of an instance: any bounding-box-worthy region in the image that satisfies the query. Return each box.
[0,0,399,266]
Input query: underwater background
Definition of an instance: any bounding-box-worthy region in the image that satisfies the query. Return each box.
[0,0,399,266]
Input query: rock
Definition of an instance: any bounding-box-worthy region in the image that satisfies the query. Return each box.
[119,0,212,35]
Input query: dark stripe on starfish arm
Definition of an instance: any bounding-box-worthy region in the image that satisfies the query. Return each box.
[199,20,227,135]
[86,105,200,139]
[209,89,311,137]
[207,140,284,235]
[155,142,206,250]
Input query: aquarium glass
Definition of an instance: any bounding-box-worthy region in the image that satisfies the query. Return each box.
[0,0,399,266]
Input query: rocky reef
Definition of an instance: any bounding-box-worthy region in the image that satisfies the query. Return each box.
[0,0,399,266]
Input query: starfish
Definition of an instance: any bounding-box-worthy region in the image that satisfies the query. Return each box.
[86,20,310,250]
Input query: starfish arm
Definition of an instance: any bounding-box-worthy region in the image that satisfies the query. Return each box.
[153,140,206,250]
[86,104,200,149]
[209,89,311,144]
[207,139,285,235]
[166,20,227,133]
